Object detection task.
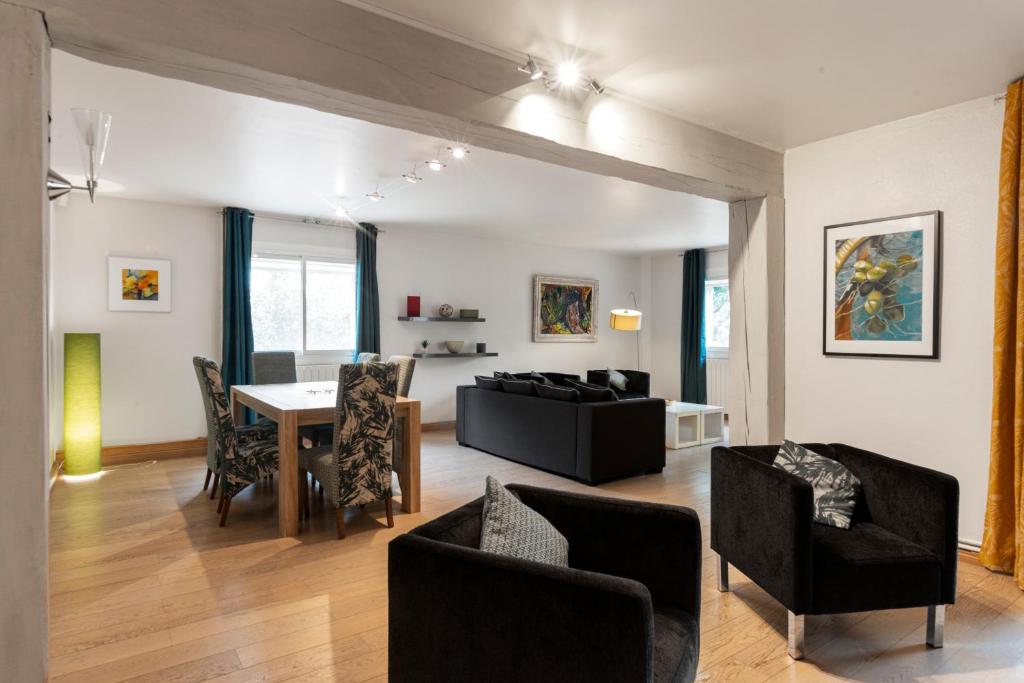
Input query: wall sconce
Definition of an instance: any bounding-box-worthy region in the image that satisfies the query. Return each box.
[48,108,112,203]
[63,333,102,476]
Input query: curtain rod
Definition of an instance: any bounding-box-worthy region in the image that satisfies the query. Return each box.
[678,245,728,256]
[216,209,385,234]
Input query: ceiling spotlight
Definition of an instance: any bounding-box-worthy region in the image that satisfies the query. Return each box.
[556,62,581,88]
[517,55,544,80]
[588,79,605,95]
[448,145,470,160]
[425,158,445,172]
[402,164,422,183]
[365,188,384,202]
[334,206,348,217]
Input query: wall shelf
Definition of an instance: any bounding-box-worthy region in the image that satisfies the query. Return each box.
[398,316,486,323]
[412,352,498,359]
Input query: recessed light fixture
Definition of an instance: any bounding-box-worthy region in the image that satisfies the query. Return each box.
[425,158,446,172]
[516,55,544,80]
[448,146,469,160]
[556,62,581,88]
[402,164,423,183]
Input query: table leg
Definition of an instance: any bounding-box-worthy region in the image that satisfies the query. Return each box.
[400,401,421,513]
[277,412,299,537]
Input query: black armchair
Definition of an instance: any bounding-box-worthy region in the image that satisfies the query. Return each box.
[710,443,959,659]
[587,369,651,399]
[389,485,702,682]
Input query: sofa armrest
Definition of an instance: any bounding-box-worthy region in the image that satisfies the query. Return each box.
[389,534,654,683]
[710,445,814,613]
[510,484,701,617]
[830,443,960,603]
[576,398,665,482]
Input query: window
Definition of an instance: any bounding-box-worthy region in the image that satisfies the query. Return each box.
[704,279,729,357]
[250,254,356,361]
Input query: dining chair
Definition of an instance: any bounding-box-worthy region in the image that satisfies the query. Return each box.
[298,362,398,538]
[387,355,416,486]
[194,356,280,525]
[356,352,381,363]
[252,351,297,384]
[192,356,276,497]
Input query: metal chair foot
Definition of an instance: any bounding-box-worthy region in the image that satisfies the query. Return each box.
[717,554,729,592]
[926,605,944,648]
[788,611,805,660]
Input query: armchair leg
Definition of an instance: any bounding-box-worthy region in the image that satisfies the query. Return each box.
[717,554,729,592]
[787,612,805,660]
[926,605,945,648]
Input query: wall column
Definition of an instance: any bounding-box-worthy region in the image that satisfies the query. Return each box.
[728,196,785,445]
[0,3,50,681]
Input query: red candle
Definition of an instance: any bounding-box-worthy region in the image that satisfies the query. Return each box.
[407,295,421,317]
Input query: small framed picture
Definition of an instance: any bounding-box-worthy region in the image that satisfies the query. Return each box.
[108,256,172,312]
[823,211,941,358]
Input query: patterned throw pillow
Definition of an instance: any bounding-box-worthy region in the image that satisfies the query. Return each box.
[773,440,861,529]
[607,368,629,392]
[479,476,569,567]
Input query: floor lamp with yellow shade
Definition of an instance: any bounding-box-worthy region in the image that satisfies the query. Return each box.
[63,333,102,477]
[610,293,642,370]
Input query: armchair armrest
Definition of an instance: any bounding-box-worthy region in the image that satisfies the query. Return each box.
[621,370,651,397]
[389,533,654,683]
[509,484,701,617]
[710,445,814,613]
[830,443,960,603]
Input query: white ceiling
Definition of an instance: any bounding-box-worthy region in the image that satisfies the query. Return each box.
[50,51,726,254]
[347,0,1024,151]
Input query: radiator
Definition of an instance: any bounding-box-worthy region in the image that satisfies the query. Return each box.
[296,364,340,382]
[706,358,728,412]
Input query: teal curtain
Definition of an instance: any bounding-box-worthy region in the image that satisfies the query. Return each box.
[680,249,707,403]
[355,222,380,358]
[222,207,255,420]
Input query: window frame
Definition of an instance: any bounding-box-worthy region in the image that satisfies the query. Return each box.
[251,250,357,365]
[704,278,729,360]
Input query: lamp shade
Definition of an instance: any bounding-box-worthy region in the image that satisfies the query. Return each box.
[609,308,642,331]
[64,333,102,475]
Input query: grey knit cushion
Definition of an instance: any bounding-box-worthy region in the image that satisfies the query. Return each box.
[773,440,861,529]
[479,476,569,567]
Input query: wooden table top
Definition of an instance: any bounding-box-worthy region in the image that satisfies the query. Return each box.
[232,381,418,413]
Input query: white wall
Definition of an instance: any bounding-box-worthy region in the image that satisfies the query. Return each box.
[784,96,1003,543]
[52,195,222,448]
[648,248,727,400]
[378,227,643,423]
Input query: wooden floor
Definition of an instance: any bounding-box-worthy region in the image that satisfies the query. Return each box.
[49,431,1024,682]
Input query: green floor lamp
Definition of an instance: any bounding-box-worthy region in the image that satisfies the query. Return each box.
[63,333,102,476]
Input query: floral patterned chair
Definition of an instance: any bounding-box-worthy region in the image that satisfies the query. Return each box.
[386,355,416,488]
[193,356,280,525]
[192,356,276,498]
[298,362,398,539]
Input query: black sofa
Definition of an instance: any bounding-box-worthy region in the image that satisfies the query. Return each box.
[587,369,651,400]
[710,443,959,659]
[455,380,665,484]
[389,484,702,682]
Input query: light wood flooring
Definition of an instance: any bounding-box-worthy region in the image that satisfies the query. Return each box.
[49,431,1024,682]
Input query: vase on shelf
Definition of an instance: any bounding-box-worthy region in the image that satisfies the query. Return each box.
[407,295,421,318]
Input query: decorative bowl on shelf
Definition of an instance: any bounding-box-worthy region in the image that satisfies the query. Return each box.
[445,340,464,354]
[438,304,454,318]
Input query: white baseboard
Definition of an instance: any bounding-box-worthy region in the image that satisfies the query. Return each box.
[958,538,981,553]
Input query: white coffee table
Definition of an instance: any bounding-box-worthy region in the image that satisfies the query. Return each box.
[665,401,725,449]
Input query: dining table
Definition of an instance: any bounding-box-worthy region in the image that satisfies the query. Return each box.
[230,380,421,537]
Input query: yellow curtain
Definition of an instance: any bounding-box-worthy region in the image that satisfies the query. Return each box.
[981,78,1024,589]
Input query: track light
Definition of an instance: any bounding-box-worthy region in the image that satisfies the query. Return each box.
[335,206,348,217]
[556,62,581,88]
[425,158,445,172]
[448,146,470,160]
[517,55,545,80]
[402,164,422,183]
[588,79,605,95]
[365,185,384,202]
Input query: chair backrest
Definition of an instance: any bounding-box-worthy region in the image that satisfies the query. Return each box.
[252,351,297,384]
[192,356,221,469]
[193,356,238,470]
[386,355,416,397]
[327,362,398,507]
[356,352,381,363]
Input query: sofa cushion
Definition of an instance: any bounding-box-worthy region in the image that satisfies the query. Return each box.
[652,607,699,683]
[513,371,553,385]
[474,375,503,391]
[493,371,515,380]
[479,476,569,567]
[535,383,579,402]
[811,522,943,614]
[607,368,629,392]
[773,440,861,529]
[500,379,536,396]
[567,380,619,403]
[540,372,582,386]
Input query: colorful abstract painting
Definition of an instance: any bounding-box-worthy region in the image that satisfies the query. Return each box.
[824,212,940,358]
[533,275,598,342]
[121,269,160,300]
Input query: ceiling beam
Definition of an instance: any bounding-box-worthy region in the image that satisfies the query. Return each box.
[11,0,782,202]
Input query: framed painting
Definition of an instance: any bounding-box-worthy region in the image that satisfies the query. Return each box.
[823,211,941,358]
[108,256,172,312]
[533,275,598,342]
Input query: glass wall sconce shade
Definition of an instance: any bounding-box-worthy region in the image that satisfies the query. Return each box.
[63,333,102,475]
[71,108,112,202]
